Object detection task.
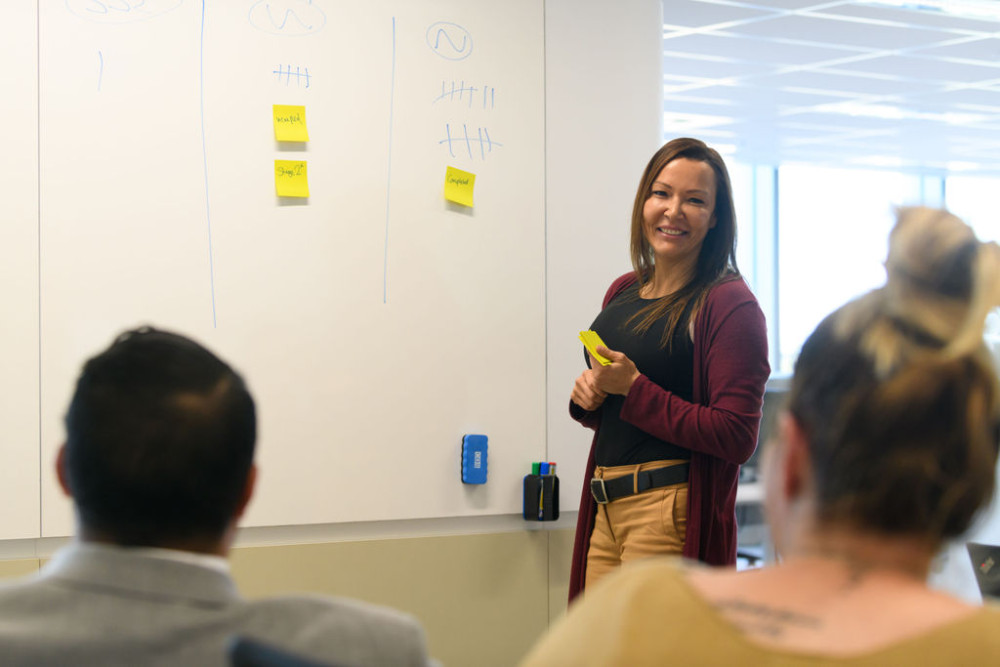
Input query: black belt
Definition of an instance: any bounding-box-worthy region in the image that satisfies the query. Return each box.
[590,463,689,505]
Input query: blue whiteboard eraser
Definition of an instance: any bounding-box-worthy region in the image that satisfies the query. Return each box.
[462,434,488,484]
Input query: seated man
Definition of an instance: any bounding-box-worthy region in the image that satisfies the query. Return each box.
[0,327,432,667]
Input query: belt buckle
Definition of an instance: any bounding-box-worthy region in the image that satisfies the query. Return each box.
[590,477,609,504]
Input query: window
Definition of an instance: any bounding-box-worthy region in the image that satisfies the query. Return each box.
[722,164,998,375]
[775,166,924,374]
[945,176,1000,243]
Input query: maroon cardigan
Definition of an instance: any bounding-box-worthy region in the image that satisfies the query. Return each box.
[568,272,769,602]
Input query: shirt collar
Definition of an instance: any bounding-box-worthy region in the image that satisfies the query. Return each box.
[68,541,231,575]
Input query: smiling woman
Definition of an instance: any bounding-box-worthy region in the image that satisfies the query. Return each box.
[567,137,770,600]
[640,157,717,293]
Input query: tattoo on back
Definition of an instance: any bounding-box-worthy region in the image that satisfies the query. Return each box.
[715,598,822,638]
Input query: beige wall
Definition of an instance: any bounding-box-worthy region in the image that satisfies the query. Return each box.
[0,558,40,579]
[232,529,575,667]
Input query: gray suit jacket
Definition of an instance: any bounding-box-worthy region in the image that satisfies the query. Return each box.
[0,544,431,667]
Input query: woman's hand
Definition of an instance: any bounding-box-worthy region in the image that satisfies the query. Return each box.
[571,368,607,411]
[591,345,641,396]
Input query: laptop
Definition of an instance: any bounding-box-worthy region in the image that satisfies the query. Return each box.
[966,542,1000,600]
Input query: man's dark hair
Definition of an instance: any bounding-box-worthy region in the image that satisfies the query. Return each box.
[64,327,257,546]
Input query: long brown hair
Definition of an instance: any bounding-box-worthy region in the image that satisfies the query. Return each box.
[627,138,739,348]
[788,207,1000,543]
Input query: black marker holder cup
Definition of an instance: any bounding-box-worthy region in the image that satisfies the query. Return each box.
[523,474,559,521]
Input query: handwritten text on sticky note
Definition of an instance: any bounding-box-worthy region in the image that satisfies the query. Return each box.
[275,160,309,198]
[444,166,476,208]
[273,104,309,142]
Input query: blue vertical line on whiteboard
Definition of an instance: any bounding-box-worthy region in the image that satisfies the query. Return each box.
[97,51,103,91]
[36,0,43,536]
[383,16,397,304]
[200,0,218,326]
[540,14,552,603]
[541,2,550,621]
[442,123,455,157]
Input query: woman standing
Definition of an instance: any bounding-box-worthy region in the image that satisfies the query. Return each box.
[527,206,1000,665]
[568,137,769,598]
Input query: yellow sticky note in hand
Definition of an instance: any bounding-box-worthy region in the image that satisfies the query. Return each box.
[444,166,476,207]
[273,104,309,142]
[275,160,309,198]
[579,330,612,366]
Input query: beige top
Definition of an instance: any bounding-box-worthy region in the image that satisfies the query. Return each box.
[521,558,1000,666]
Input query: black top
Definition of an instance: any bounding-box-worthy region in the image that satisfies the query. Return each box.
[589,281,694,466]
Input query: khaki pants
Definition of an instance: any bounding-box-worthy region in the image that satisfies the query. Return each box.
[584,460,689,590]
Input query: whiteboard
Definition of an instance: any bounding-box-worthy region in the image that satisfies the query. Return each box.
[544,0,664,507]
[37,0,544,535]
[0,1,40,540]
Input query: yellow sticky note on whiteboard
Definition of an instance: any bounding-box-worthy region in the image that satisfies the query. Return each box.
[273,104,309,142]
[444,166,476,207]
[579,330,612,366]
[275,160,309,198]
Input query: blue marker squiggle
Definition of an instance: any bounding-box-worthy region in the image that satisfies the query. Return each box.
[425,22,473,61]
[247,0,326,36]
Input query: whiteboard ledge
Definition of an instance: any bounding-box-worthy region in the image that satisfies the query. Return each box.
[0,513,579,561]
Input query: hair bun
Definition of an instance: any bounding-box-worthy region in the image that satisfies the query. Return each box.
[882,207,1000,358]
[886,208,975,297]
[790,207,1000,544]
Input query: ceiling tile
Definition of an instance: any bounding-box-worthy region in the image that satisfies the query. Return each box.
[911,37,1000,62]
[724,14,958,50]
[746,0,854,9]
[778,111,903,132]
[663,31,855,64]
[662,1,1000,173]
[815,3,1000,32]
[678,82,850,108]
[941,87,1000,110]
[664,93,739,109]
[757,68,940,96]
[836,53,1000,83]
[662,0,773,28]
[662,53,776,79]
[898,94,1000,117]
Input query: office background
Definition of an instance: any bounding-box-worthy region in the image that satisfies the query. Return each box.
[3,2,1000,665]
